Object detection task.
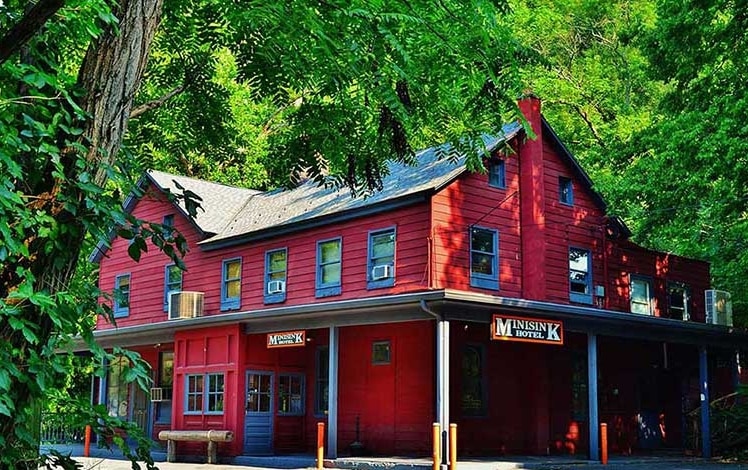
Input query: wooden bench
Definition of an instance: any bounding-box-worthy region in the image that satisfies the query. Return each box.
[158,430,234,464]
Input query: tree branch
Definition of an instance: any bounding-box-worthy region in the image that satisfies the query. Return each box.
[129,84,186,118]
[0,0,65,65]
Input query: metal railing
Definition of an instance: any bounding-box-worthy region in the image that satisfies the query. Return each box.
[40,413,85,445]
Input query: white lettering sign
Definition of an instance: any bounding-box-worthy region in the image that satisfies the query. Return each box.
[491,315,563,345]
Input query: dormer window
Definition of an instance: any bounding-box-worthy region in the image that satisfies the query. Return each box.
[488,160,506,189]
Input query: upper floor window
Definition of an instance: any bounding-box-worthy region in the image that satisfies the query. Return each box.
[316,238,342,297]
[368,228,395,289]
[559,176,574,205]
[630,275,653,315]
[569,248,592,304]
[164,264,183,311]
[470,227,499,290]
[265,248,288,304]
[113,274,131,318]
[488,160,506,189]
[221,258,241,311]
[162,214,174,238]
[667,282,690,321]
[278,374,304,415]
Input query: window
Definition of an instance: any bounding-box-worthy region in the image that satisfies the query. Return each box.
[667,282,690,321]
[488,160,506,189]
[278,374,304,415]
[185,373,225,414]
[106,356,129,417]
[630,275,653,315]
[246,373,272,413]
[206,374,225,414]
[155,352,174,423]
[372,341,391,365]
[185,375,204,414]
[316,238,342,297]
[559,176,574,205]
[569,248,592,304]
[470,227,499,290]
[461,345,485,416]
[164,264,183,311]
[264,248,287,304]
[113,274,131,317]
[367,228,395,289]
[221,258,241,310]
[162,214,174,238]
[315,347,329,415]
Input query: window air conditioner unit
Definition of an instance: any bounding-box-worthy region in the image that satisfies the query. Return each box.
[149,387,173,402]
[168,291,204,320]
[371,264,393,281]
[267,280,286,295]
[705,289,732,326]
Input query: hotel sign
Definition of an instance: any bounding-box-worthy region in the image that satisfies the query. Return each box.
[267,330,306,348]
[491,314,564,346]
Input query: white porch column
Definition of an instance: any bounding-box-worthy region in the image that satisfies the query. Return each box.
[328,326,339,458]
[587,333,599,461]
[436,319,450,468]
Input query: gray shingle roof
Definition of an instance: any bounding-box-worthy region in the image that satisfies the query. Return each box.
[147,123,521,246]
[147,170,261,235]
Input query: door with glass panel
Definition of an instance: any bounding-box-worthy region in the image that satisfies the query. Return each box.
[245,371,274,454]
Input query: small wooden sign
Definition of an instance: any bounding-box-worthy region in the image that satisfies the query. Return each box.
[491,314,564,346]
[267,330,306,348]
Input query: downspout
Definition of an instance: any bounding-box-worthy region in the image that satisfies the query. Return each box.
[421,299,449,470]
[601,222,609,310]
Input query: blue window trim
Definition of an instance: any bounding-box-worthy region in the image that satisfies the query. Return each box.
[569,247,593,304]
[163,264,183,311]
[559,176,574,206]
[184,374,203,415]
[630,274,654,315]
[220,257,242,311]
[367,227,396,290]
[469,226,499,290]
[316,237,342,297]
[162,214,175,238]
[277,373,306,416]
[113,273,131,318]
[488,160,506,189]
[264,248,288,304]
[205,373,225,415]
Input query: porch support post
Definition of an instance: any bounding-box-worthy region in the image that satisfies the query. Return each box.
[98,356,107,408]
[699,345,711,458]
[436,319,450,469]
[587,333,599,461]
[328,326,339,459]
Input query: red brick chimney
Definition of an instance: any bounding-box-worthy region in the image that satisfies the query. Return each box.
[518,93,546,300]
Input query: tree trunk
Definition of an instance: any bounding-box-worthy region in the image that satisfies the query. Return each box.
[0,0,164,465]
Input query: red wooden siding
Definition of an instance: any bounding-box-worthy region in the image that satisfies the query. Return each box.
[431,164,522,296]
[173,324,245,456]
[337,321,434,455]
[98,185,432,329]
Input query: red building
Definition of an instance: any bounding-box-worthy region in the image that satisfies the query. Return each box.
[88,96,745,461]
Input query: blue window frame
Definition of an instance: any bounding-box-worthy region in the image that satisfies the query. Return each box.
[559,176,574,205]
[221,258,241,311]
[367,228,396,289]
[185,374,203,414]
[316,238,342,297]
[206,373,225,414]
[488,160,506,189]
[630,275,653,315]
[264,248,287,304]
[163,264,183,311]
[162,214,174,238]
[113,274,131,318]
[569,247,592,304]
[469,227,499,290]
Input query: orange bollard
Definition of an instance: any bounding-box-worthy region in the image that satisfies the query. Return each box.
[432,423,441,470]
[449,423,457,470]
[600,422,608,465]
[83,424,92,457]
[317,422,325,470]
